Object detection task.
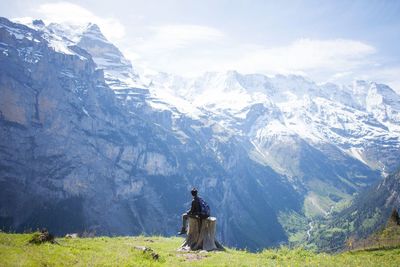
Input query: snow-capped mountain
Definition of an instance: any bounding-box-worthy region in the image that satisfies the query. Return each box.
[1,17,399,250]
[147,71,400,173]
[146,70,400,220]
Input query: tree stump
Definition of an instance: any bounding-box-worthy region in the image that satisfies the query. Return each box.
[179,216,224,251]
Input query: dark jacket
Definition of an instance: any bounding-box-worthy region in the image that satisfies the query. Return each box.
[187,196,201,215]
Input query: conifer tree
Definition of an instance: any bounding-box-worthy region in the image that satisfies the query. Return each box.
[387,208,400,227]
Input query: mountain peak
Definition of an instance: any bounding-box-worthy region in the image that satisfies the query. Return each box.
[86,23,101,32]
[225,70,240,77]
[81,23,108,43]
[32,19,45,27]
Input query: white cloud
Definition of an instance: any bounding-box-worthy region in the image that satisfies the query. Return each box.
[135,24,225,51]
[127,34,378,80]
[34,2,125,41]
[123,23,226,76]
[153,25,224,47]
[236,39,376,74]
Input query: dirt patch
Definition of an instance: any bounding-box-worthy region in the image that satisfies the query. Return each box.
[177,252,209,262]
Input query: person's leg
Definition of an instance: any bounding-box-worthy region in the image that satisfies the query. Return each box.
[182,213,188,230]
[179,213,188,234]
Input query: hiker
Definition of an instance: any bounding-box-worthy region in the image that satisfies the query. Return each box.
[178,188,210,235]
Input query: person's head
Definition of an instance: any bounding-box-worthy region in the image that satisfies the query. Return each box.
[191,188,198,197]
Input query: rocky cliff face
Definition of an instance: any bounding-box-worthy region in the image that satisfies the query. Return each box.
[0,17,173,236]
[0,17,399,250]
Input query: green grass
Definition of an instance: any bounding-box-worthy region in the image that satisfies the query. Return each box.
[1,232,400,266]
[278,210,308,245]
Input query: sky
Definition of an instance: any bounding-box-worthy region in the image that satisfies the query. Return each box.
[1,0,400,91]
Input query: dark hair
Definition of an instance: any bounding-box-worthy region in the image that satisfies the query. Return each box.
[191,188,198,196]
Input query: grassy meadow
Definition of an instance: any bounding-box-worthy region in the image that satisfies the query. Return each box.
[1,232,400,266]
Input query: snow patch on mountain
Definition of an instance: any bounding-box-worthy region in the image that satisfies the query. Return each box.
[148,70,400,172]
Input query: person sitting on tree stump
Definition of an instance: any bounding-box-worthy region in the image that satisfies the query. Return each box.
[178,188,210,235]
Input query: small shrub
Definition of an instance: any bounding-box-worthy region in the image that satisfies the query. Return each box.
[28,229,56,244]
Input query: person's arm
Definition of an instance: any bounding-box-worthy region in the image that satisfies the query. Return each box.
[187,199,195,214]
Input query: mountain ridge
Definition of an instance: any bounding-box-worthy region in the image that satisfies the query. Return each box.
[309,166,400,251]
